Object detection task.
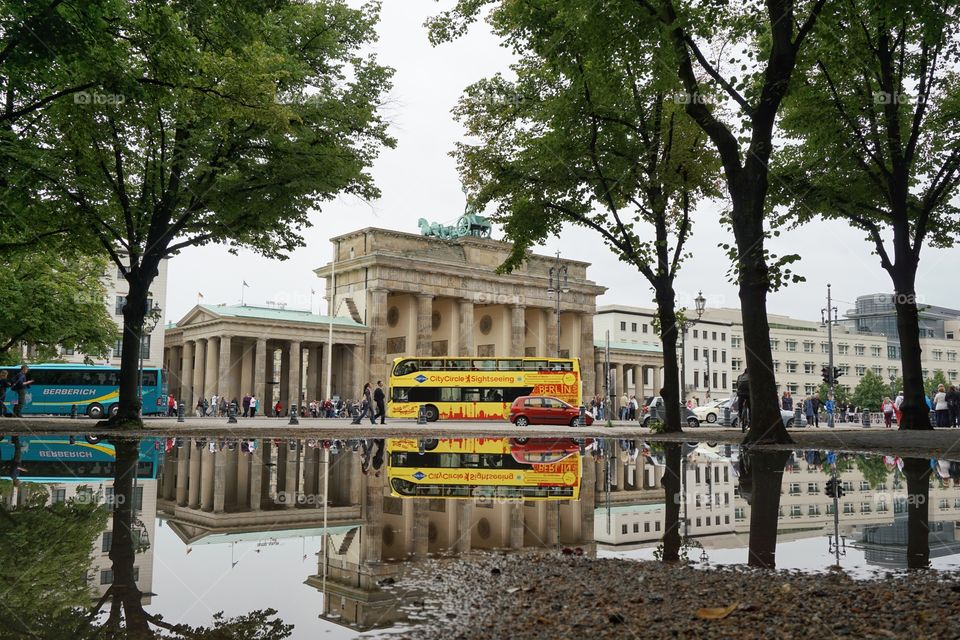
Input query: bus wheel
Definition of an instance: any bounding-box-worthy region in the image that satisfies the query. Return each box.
[421,438,439,451]
[84,435,101,444]
[514,437,529,444]
[87,403,105,419]
[424,405,439,422]
[108,404,120,418]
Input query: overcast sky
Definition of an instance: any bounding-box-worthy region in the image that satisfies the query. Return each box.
[165,0,960,327]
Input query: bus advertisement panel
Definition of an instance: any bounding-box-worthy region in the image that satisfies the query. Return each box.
[388,357,581,421]
[386,437,582,500]
[0,364,166,419]
[0,436,163,482]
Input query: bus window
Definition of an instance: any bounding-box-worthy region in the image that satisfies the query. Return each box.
[462,388,480,403]
[141,371,158,387]
[498,360,521,371]
[422,359,444,371]
[523,360,548,371]
[439,387,460,402]
[392,387,410,402]
[446,359,471,370]
[394,360,419,376]
[480,388,503,402]
[408,387,441,403]
[473,359,496,371]
[502,387,534,402]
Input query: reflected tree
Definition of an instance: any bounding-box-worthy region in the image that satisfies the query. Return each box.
[901,457,931,570]
[660,444,682,562]
[742,449,791,569]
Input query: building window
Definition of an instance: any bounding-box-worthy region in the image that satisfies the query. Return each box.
[633,523,639,533]
[100,570,113,585]
[807,482,818,494]
[734,507,745,521]
[52,488,66,503]
[655,521,660,531]
[696,518,702,527]
[790,505,802,517]
[785,340,797,352]
[695,467,701,483]
[622,524,628,534]
[731,336,742,348]
[773,361,780,373]
[102,531,113,552]
[933,350,943,361]
[804,363,815,374]
[722,373,727,389]
[843,503,854,514]
[631,322,637,332]
[62,347,75,356]
[642,324,649,333]
[770,339,779,350]
[803,341,815,353]
[808,505,820,516]
[115,296,126,315]
[712,331,717,340]
[644,522,650,533]
[693,370,699,389]
[712,349,717,363]
[856,365,866,375]
[731,358,742,371]
[113,340,123,358]
[721,332,726,341]
[888,345,899,359]
[948,351,957,362]
[838,344,849,355]
[821,342,830,354]
[712,372,718,388]
[871,345,882,357]
[693,329,699,338]
[860,502,871,513]
[693,348,699,361]
[789,483,801,495]
[785,362,797,374]
[854,344,865,356]
[620,322,626,331]
[721,350,726,363]
[804,384,816,395]
[939,499,949,510]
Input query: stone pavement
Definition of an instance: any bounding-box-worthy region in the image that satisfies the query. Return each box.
[3,416,960,458]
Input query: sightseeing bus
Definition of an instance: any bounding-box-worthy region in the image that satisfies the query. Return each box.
[0,363,167,419]
[386,437,583,500]
[387,356,582,421]
[0,436,163,482]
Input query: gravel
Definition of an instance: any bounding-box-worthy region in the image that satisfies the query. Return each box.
[385,552,960,639]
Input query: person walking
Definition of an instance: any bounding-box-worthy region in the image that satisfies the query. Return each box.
[947,385,960,428]
[167,394,176,417]
[10,365,33,418]
[810,395,821,428]
[373,381,386,425]
[219,396,228,417]
[619,393,628,421]
[0,370,12,417]
[249,395,258,417]
[781,391,793,412]
[881,396,895,428]
[804,395,817,428]
[352,383,377,425]
[274,400,283,418]
[825,395,835,427]
[894,390,904,425]
[934,384,949,428]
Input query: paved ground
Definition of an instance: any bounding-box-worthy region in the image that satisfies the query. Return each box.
[3,416,960,457]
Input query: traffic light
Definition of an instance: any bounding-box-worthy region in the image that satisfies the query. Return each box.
[824,478,837,498]
[836,480,845,498]
[821,366,831,384]
[833,366,843,382]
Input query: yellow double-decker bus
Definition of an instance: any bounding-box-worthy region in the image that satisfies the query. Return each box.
[386,438,583,500]
[387,356,581,421]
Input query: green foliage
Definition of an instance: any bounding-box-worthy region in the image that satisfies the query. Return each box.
[0,492,109,637]
[0,249,117,363]
[855,456,890,490]
[924,370,949,398]
[851,370,891,411]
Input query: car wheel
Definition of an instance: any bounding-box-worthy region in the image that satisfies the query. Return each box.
[706,413,717,423]
[641,417,650,428]
[687,417,700,428]
[570,417,581,427]
[515,416,529,427]
[87,403,104,419]
[786,418,794,428]
[424,405,439,422]
[108,404,119,418]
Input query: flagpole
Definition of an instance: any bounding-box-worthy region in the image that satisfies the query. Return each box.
[241,282,245,306]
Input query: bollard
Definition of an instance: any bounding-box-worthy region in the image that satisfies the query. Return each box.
[70,404,77,419]
[861,410,870,428]
[794,406,802,426]
[722,406,731,427]
[177,402,185,423]
[578,405,586,426]
[227,402,238,424]
[417,404,427,425]
[289,404,299,426]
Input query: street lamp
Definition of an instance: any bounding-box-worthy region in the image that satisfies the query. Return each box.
[679,291,707,404]
[139,303,162,418]
[547,251,569,358]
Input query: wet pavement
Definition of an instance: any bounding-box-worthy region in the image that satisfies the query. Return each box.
[2,433,959,638]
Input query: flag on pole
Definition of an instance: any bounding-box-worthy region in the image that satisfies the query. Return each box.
[243,281,250,288]
[311,288,315,294]
[198,292,204,299]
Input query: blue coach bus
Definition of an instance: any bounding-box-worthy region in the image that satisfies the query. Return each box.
[1,364,167,419]
[0,436,163,481]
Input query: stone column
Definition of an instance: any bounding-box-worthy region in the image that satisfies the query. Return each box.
[509,502,525,549]
[188,441,201,509]
[653,367,661,393]
[545,308,558,358]
[633,365,642,398]
[579,313,595,398]
[416,294,434,357]
[167,346,181,398]
[351,344,367,397]
[361,473,384,564]
[204,338,219,404]
[217,336,232,399]
[175,446,190,507]
[288,341,302,413]
[249,445,263,510]
[510,304,525,355]
[200,448,214,511]
[612,363,623,411]
[254,338,267,408]
[595,362,604,398]
[213,451,226,513]
[236,449,250,508]
[455,501,474,553]
[412,500,429,558]
[368,288,389,386]
[306,346,319,406]
[285,441,299,508]
[192,339,207,410]
[458,299,474,356]
[619,365,628,405]
[180,341,195,408]
[545,500,559,547]
[240,341,254,397]
[580,456,596,544]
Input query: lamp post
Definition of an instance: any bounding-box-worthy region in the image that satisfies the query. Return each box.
[138,303,162,418]
[547,251,569,358]
[679,291,707,404]
[821,284,839,428]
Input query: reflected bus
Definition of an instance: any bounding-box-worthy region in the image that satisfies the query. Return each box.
[0,436,163,482]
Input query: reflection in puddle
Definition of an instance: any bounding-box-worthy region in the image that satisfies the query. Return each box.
[2,435,959,637]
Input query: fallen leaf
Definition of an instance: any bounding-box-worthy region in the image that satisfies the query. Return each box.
[696,603,740,620]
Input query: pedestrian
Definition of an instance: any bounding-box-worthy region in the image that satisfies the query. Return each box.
[374,380,386,424]
[934,384,949,428]
[249,395,258,417]
[629,395,638,421]
[781,391,793,412]
[825,395,835,426]
[837,400,847,423]
[9,365,33,418]
[219,396,228,417]
[882,396,895,428]
[804,395,816,428]
[195,399,204,417]
[167,395,176,417]
[947,385,960,428]
[242,394,251,417]
[274,400,283,418]
[352,383,377,425]
[894,390,904,425]
[0,370,12,417]
[211,394,219,416]
[619,393,628,421]
[810,395,821,428]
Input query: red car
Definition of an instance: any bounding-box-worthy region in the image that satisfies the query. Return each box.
[509,396,594,427]
[508,437,594,464]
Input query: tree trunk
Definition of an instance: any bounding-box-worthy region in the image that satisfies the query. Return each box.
[655,284,683,433]
[732,195,791,445]
[902,457,931,569]
[660,443,682,562]
[745,449,790,568]
[892,277,930,430]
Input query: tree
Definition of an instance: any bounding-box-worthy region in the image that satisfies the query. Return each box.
[855,455,889,490]
[924,370,949,398]
[428,0,826,447]
[15,0,394,424]
[0,248,117,363]
[851,369,889,411]
[773,0,960,431]
[429,0,720,444]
